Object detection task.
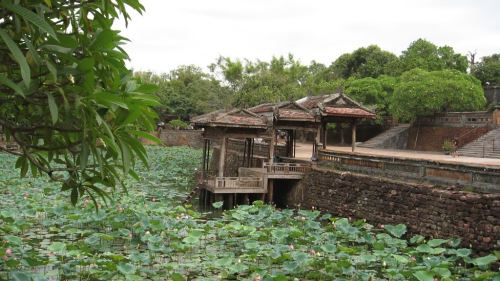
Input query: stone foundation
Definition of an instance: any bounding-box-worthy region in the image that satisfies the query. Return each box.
[286,167,500,254]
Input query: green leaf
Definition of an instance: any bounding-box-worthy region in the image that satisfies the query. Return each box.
[182,236,199,244]
[244,240,259,250]
[11,271,31,281]
[118,139,131,173]
[427,239,447,247]
[384,224,407,238]
[47,241,66,253]
[392,254,409,264]
[2,1,58,39]
[91,29,115,50]
[432,267,451,278]
[212,201,223,209]
[70,187,78,206]
[47,93,58,124]
[117,262,135,275]
[455,248,472,258]
[0,74,24,96]
[320,244,336,253]
[80,143,89,170]
[413,271,434,281]
[78,57,95,72]
[5,235,22,245]
[0,29,31,88]
[171,273,184,281]
[473,254,498,267]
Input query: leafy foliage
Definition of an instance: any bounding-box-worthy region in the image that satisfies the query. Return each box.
[135,66,231,118]
[331,45,399,78]
[168,119,190,130]
[472,54,500,86]
[1,147,499,280]
[390,69,485,121]
[0,0,159,203]
[398,39,468,74]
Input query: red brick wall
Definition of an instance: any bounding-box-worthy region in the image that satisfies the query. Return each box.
[407,126,490,151]
[287,168,500,254]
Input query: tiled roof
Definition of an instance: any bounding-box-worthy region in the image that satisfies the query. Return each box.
[278,109,315,120]
[191,109,268,128]
[323,107,376,118]
[297,94,336,109]
[248,103,276,113]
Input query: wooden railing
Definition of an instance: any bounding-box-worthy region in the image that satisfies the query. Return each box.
[207,176,263,190]
[263,162,311,174]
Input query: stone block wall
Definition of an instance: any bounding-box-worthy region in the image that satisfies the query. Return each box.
[286,167,500,253]
[158,129,203,148]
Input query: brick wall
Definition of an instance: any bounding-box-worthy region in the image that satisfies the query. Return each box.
[286,167,500,253]
[407,126,490,151]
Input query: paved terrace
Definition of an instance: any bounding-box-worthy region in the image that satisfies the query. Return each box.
[294,142,500,168]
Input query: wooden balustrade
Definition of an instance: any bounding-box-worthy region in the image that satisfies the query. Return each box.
[205,176,265,193]
[263,162,311,174]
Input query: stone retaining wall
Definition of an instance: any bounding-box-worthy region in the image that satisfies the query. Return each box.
[318,150,500,193]
[158,129,203,148]
[286,167,500,254]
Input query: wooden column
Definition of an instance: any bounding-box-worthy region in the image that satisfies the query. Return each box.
[293,130,296,158]
[202,139,207,177]
[322,122,327,149]
[312,124,321,160]
[351,120,357,152]
[267,180,274,204]
[218,137,227,177]
[339,122,344,145]
[269,130,276,163]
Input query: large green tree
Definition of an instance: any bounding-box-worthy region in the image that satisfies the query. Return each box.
[210,54,311,107]
[390,69,485,121]
[344,75,396,116]
[136,66,231,118]
[472,54,500,86]
[398,39,468,74]
[331,45,399,79]
[0,0,158,204]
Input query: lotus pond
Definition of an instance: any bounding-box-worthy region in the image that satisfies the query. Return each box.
[0,146,499,280]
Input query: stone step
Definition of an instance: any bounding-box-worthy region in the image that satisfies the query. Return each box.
[359,124,410,149]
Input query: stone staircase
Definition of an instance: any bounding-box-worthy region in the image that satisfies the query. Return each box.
[359,124,410,149]
[457,128,500,159]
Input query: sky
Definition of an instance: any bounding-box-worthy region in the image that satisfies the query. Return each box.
[117,0,500,73]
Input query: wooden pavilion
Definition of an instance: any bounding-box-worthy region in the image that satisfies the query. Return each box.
[297,93,376,152]
[191,92,375,207]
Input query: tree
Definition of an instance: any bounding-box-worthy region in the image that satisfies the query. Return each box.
[210,54,310,108]
[472,54,500,86]
[390,69,485,121]
[344,75,396,116]
[136,66,232,118]
[398,39,468,74]
[0,0,158,205]
[331,45,399,79]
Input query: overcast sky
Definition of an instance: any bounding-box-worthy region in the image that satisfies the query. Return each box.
[117,0,500,73]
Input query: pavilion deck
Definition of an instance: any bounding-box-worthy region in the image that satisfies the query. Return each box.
[200,162,311,193]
